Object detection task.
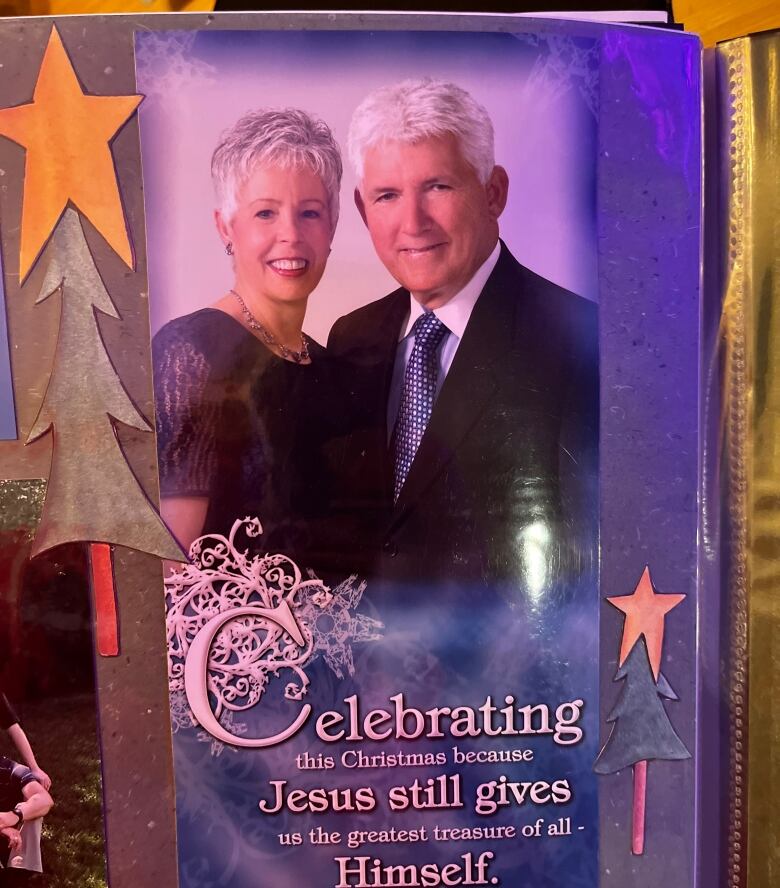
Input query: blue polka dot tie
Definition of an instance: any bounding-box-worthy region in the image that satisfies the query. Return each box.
[392,311,448,502]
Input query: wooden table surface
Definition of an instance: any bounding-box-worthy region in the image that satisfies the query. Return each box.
[0,1,778,45]
[674,0,780,44]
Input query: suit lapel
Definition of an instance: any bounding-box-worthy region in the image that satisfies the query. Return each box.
[361,290,409,505]
[391,245,518,524]
[377,292,411,415]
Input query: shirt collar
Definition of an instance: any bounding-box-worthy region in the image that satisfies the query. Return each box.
[401,240,502,341]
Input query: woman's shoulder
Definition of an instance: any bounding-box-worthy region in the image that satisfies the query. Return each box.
[154,308,245,355]
[154,309,259,377]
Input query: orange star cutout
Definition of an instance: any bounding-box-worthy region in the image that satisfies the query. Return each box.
[0,27,142,280]
[607,565,685,680]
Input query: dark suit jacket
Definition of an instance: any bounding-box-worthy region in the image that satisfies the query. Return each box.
[326,243,598,648]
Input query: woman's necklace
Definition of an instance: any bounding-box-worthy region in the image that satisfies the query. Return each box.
[230,289,310,364]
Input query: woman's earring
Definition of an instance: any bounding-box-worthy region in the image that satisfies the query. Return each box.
[225,242,234,256]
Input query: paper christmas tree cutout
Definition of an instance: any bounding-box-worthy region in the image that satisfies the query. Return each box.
[595,566,690,854]
[595,635,690,773]
[0,26,183,654]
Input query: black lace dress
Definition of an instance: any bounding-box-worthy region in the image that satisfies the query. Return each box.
[152,309,334,563]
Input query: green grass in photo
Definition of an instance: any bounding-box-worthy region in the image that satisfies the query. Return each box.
[2,693,106,888]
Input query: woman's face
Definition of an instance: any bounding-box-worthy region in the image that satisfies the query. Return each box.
[218,163,333,306]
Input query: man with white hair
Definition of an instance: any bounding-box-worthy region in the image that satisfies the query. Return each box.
[328,80,597,660]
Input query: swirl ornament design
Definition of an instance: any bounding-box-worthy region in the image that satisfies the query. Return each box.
[165,517,382,750]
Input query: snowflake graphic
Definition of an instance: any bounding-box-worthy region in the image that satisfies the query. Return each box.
[512,32,600,116]
[298,576,383,679]
[169,689,196,733]
[197,710,249,758]
[134,31,217,109]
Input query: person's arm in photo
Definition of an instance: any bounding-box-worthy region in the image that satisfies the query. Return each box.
[0,774,54,829]
[0,764,54,830]
[0,693,50,791]
[0,825,21,855]
[6,725,51,791]
[17,778,54,821]
[153,322,217,561]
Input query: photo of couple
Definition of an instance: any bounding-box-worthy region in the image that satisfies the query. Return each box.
[139,26,600,888]
[149,57,598,592]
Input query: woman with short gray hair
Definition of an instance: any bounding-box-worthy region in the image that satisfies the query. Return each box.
[212,107,342,231]
[153,107,343,557]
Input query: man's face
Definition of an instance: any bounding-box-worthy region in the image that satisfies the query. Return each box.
[356,134,508,308]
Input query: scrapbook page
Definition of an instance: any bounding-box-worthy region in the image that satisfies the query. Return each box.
[0,13,707,888]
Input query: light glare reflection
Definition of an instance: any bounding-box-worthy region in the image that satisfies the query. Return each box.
[519,520,550,602]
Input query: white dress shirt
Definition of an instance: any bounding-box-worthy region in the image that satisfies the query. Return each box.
[387,241,501,437]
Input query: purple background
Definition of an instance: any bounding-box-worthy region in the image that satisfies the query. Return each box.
[597,26,702,888]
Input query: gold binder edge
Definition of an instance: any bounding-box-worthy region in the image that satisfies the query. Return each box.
[721,35,752,888]
[742,32,780,888]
